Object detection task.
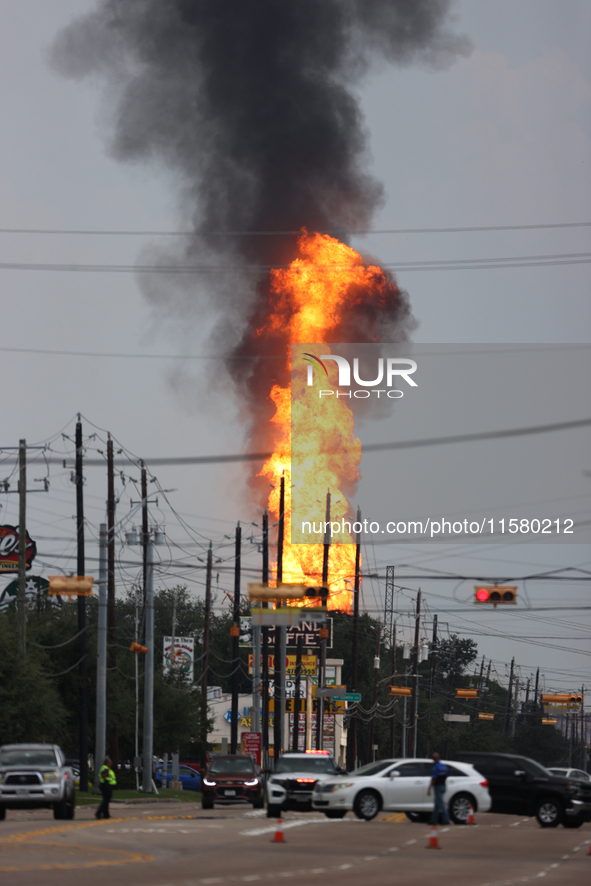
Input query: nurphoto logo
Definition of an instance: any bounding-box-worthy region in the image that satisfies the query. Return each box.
[303,352,418,398]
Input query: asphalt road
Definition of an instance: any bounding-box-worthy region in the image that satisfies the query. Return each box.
[1,801,589,886]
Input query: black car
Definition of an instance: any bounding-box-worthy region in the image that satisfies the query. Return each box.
[455,752,591,828]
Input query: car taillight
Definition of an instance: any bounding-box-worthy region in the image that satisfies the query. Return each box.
[480,780,489,787]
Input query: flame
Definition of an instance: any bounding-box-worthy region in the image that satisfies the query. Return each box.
[257,230,393,612]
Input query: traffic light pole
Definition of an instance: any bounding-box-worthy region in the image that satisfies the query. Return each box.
[200,543,212,773]
[261,512,270,769]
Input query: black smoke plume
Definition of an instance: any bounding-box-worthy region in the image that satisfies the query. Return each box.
[51,1,470,487]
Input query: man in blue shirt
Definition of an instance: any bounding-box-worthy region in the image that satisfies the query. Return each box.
[427,752,450,825]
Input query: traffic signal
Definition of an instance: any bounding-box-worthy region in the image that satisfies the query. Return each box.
[48,575,93,596]
[541,693,583,705]
[390,686,412,697]
[248,582,328,603]
[456,689,478,699]
[474,584,517,605]
[130,641,147,655]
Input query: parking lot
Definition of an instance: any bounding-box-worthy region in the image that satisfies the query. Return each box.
[0,801,589,886]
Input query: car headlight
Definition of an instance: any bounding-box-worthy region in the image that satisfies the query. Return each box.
[244,779,259,787]
[331,783,354,791]
[43,771,60,783]
[203,778,216,787]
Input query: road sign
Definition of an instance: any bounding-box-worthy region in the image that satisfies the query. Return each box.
[443,714,471,723]
[332,693,361,702]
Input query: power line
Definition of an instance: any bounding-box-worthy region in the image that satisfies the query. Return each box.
[0,252,589,274]
[31,416,591,466]
[0,222,589,236]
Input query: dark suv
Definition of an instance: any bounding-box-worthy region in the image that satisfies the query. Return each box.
[456,752,591,828]
[201,755,264,809]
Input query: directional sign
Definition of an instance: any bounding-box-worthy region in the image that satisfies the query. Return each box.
[333,693,361,702]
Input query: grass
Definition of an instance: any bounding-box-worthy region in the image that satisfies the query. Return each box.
[76,788,202,806]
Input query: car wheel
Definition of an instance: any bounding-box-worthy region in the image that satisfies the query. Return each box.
[0,806,5,821]
[53,801,66,820]
[324,810,347,819]
[252,797,265,809]
[449,793,476,825]
[266,803,282,818]
[562,818,583,829]
[535,797,563,828]
[201,798,214,810]
[406,812,431,823]
[353,790,380,821]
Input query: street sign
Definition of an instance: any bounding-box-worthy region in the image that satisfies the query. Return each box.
[443,714,471,723]
[249,607,327,627]
[332,692,361,702]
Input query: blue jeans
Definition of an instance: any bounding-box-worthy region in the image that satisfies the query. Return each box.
[430,784,449,825]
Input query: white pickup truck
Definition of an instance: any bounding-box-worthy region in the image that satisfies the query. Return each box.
[0,743,76,820]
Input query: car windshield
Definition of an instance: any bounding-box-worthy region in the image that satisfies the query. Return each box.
[0,749,58,768]
[350,760,396,777]
[275,756,335,774]
[519,757,553,778]
[210,758,255,775]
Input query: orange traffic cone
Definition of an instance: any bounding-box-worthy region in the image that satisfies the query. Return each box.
[272,817,285,843]
[467,806,476,825]
[427,825,439,849]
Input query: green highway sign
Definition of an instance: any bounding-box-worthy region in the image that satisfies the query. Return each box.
[333,692,361,702]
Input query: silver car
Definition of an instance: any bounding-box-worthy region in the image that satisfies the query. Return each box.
[0,743,76,820]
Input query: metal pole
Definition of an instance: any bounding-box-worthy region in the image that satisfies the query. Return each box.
[95,524,107,791]
[17,439,26,655]
[76,418,89,793]
[230,523,241,754]
[252,615,261,735]
[409,590,421,755]
[292,635,303,750]
[349,507,361,769]
[274,476,285,764]
[316,490,330,750]
[200,543,212,773]
[142,539,154,792]
[261,512,270,768]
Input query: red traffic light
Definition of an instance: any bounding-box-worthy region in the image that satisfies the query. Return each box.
[474,584,517,605]
[476,588,489,602]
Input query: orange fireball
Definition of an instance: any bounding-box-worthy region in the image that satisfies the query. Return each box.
[257,230,397,611]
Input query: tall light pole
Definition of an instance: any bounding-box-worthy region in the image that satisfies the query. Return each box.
[142,537,155,793]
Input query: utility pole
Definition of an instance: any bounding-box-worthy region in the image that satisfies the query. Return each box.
[142,537,154,792]
[95,524,108,790]
[230,523,241,754]
[368,622,381,759]
[409,590,421,755]
[534,668,540,714]
[390,622,397,756]
[503,658,515,735]
[348,507,361,769]
[141,462,148,610]
[274,476,286,764]
[17,439,27,656]
[261,511,270,768]
[75,418,89,793]
[428,615,438,699]
[316,490,330,750]
[200,543,212,772]
[106,435,118,772]
[511,678,519,738]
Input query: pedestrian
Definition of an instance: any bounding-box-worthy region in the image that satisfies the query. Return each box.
[427,752,450,825]
[96,756,117,819]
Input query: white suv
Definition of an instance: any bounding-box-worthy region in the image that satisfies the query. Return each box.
[266,751,346,817]
[0,743,76,820]
[312,757,491,823]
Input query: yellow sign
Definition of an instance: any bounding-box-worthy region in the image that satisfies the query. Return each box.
[248,654,318,676]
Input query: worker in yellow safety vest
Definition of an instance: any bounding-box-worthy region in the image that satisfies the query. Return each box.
[96,756,117,819]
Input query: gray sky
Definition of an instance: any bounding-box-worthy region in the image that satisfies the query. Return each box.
[0,1,589,699]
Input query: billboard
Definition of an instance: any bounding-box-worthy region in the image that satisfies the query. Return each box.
[0,525,36,572]
[163,636,195,682]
